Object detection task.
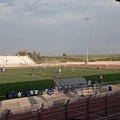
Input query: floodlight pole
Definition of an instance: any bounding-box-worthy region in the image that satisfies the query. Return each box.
[85,17,90,64]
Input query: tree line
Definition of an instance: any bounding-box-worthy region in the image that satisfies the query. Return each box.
[16,51,120,63]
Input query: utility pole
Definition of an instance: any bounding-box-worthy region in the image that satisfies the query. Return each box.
[85,17,90,64]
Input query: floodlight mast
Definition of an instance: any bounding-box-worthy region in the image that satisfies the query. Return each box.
[85,17,90,64]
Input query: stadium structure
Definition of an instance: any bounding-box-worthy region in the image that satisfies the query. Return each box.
[0,55,120,69]
[1,85,120,120]
[0,55,120,120]
[0,56,36,67]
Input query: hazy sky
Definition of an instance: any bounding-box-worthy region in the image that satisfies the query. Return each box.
[0,0,120,56]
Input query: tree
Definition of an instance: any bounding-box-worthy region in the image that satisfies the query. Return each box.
[16,50,27,56]
[16,50,43,63]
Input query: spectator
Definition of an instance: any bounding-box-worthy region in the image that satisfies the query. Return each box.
[47,87,53,95]
[30,89,34,96]
[5,91,9,99]
[11,90,16,98]
[34,88,39,95]
[54,87,58,94]
[23,90,28,97]
[17,91,22,98]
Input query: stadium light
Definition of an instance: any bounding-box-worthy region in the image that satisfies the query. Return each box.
[85,17,90,64]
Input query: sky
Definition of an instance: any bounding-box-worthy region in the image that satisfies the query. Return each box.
[0,0,120,56]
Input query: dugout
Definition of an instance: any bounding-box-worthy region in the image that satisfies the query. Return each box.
[54,77,87,92]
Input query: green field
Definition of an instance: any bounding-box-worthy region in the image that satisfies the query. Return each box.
[0,66,120,99]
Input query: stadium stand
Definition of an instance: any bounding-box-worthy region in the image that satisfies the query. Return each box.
[89,93,107,119]
[1,56,24,65]
[0,58,5,66]
[67,96,89,120]
[0,56,35,66]
[40,105,65,120]
[37,91,120,120]
[20,56,35,65]
[8,111,38,120]
[107,91,120,119]
[1,86,120,119]
[40,91,120,120]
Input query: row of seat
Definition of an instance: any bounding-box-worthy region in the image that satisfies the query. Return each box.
[40,90,120,120]
[1,90,120,120]
[0,56,35,66]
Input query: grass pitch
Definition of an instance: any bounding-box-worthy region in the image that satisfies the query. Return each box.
[0,66,120,97]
